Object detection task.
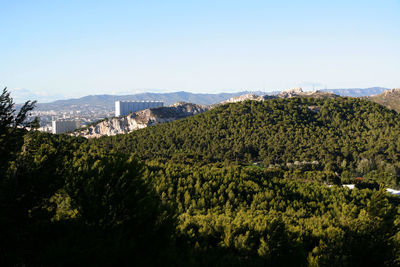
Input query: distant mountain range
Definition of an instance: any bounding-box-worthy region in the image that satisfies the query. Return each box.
[34,91,264,111]
[319,87,388,97]
[32,87,389,111]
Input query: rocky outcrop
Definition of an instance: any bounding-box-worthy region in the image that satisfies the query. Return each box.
[220,94,261,104]
[381,88,400,96]
[71,102,209,138]
[277,88,338,98]
[220,93,276,104]
[367,88,400,113]
[217,88,338,106]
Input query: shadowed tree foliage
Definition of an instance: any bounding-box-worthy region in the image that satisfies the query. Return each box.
[0,87,37,172]
[0,89,174,265]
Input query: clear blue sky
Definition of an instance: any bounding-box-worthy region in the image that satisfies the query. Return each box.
[1,0,399,102]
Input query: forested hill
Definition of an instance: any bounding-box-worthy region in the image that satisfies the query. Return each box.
[3,87,400,266]
[95,97,400,187]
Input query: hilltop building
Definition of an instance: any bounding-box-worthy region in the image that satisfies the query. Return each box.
[52,120,80,134]
[115,101,164,117]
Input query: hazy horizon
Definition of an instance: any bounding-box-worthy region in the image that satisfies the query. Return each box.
[11,86,390,105]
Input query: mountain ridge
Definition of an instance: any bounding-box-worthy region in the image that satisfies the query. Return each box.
[367,88,400,113]
[319,87,388,97]
[33,91,264,109]
[29,87,389,111]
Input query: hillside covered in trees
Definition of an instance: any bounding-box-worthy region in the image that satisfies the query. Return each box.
[2,88,400,266]
[96,97,400,188]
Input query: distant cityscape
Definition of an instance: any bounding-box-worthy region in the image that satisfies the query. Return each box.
[35,100,165,134]
[32,107,114,133]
